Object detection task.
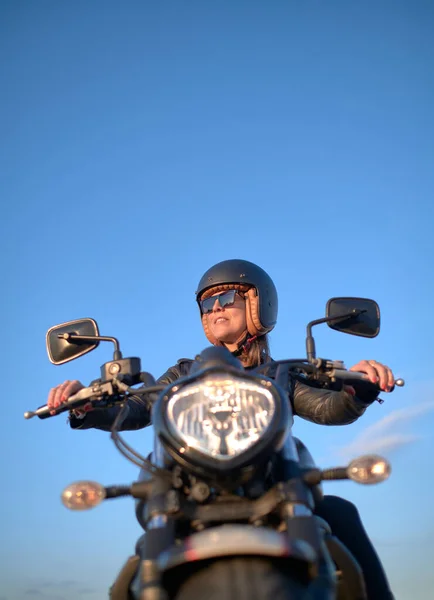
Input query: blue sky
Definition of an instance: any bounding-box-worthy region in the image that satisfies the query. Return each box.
[2,1,434,598]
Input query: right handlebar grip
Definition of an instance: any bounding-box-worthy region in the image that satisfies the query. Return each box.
[331,369,405,392]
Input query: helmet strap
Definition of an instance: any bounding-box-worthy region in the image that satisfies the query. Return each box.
[230,333,258,357]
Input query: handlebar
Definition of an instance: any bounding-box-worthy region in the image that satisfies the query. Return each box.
[24,363,405,421]
[24,381,167,421]
[24,382,115,420]
[329,368,405,392]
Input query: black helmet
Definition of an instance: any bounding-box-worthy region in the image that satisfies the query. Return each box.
[196,259,278,345]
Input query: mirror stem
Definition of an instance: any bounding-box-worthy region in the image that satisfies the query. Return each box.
[306,329,316,362]
[59,333,123,359]
[305,310,364,361]
[305,317,330,362]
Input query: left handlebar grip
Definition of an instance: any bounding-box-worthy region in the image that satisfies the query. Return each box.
[24,405,53,420]
[23,387,93,420]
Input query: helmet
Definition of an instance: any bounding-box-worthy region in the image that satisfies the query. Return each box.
[195,259,278,345]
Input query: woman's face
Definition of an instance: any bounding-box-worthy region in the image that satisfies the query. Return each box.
[205,290,247,347]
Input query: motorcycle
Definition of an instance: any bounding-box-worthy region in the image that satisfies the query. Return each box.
[25,296,404,600]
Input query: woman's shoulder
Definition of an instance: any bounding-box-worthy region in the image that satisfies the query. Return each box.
[157,358,194,385]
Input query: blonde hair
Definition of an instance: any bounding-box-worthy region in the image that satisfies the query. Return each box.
[240,334,270,367]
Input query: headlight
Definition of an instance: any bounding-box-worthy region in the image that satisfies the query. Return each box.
[154,371,290,477]
[168,375,276,460]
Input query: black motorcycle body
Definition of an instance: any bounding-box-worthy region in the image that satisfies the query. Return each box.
[25,297,402,600]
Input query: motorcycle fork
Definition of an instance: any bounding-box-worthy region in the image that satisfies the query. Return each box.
[276,454,336,596]
[133,498,175,600]
[133,441,174,600]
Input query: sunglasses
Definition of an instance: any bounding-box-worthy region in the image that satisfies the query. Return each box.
[200,289,244,314]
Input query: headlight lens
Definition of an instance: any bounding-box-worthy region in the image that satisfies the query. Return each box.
[167,374,276,460]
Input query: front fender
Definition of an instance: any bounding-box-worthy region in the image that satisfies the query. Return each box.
[158,524,316,573]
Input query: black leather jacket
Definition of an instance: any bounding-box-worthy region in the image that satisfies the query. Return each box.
[69,358,379,432]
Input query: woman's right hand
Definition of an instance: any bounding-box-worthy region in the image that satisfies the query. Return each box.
[47,380,85,415]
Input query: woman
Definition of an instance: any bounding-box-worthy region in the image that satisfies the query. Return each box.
[48,259,395,599]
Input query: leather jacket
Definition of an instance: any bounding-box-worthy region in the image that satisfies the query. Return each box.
[69,358,379,432]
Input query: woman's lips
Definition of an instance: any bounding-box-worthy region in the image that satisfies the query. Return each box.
[214,317,228,325]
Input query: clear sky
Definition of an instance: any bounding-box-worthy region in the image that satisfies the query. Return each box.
[2,1,434,599]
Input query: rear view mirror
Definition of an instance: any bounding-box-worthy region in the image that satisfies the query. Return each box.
[326,298,380,338]
[46,318,100,365]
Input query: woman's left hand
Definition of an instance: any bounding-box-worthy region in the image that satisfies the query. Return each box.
[349,360,395,392]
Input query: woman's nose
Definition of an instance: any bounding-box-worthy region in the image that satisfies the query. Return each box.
[212,298,222,312]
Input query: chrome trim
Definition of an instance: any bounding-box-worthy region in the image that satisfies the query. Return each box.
[283,503,313,518]
[147,515,168,530]
[153,436,166,468]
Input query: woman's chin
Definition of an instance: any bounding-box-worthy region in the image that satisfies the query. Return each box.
[213,334,239,351]
[211,324,231,339]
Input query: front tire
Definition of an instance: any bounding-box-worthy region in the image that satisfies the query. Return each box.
[172,557,310,600]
